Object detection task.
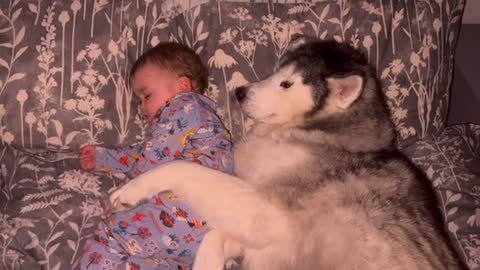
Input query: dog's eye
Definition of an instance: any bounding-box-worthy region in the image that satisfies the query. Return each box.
[280,81,292,89]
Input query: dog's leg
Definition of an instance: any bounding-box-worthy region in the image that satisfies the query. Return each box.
[109,161,289,249]
[193,230,243,270]
[223,236,244,269]
[193,230,226,270]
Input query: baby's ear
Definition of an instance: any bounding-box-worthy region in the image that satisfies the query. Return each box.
[177,76,192,92]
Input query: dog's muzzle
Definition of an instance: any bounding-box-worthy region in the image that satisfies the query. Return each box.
[235,86,248,103]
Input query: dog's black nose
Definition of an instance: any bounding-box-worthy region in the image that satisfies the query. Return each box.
[235,86,248,103]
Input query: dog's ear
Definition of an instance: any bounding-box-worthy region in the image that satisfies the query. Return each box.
[275,34,314,72]
[286,34,314,52]
[326,75,364,109]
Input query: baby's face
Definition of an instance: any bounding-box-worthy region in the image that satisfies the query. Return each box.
[131,63,187,121]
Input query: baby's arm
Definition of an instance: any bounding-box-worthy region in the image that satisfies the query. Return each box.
[120,94,208,174]
[182,113,233,174]
[177,94,233,174]
[129,93,233,175]
[87,145,144,174]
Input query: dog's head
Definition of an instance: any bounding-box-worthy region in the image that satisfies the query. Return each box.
[236,37,372,125]
[235,36,395,150]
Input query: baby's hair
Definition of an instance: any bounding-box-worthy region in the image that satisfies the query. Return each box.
[130,42,208,94]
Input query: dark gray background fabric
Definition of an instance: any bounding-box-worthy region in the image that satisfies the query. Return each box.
[0,1,479,269]
[447,24,480,125]
[0,0,469,148]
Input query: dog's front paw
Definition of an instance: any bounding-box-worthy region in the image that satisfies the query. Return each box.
[225,259,240,269]
[108,181,149,212]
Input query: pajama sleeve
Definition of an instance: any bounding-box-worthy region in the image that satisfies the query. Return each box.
[182,111,234,174]
[94,145,144,174]
[127,93,234,176]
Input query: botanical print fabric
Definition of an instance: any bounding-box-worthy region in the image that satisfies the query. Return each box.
[0,0,467,147]
[402,124,480,269]
[0,0,479,269]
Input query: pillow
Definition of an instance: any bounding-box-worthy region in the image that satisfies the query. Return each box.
[0,0,466,148]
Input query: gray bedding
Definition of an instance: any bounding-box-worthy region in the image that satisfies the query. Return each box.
[0,0,479,269]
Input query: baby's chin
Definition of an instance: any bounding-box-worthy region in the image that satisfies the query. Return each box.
[145,116,155,123]
[139,113,153,123]
[144,113,159,123]
[141,109,161,123]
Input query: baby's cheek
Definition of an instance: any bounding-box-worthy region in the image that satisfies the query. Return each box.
[148,106,158,117]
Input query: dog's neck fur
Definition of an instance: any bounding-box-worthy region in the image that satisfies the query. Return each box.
[298,116,395,153]
[234,123,312,185]
[246,118,394,158]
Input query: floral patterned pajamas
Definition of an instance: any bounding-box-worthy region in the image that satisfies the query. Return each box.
[75,92,233,270]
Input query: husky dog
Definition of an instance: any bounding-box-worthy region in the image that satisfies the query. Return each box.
[108,37,467,270]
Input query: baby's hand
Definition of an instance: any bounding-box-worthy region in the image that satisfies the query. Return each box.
[79,145,96,171]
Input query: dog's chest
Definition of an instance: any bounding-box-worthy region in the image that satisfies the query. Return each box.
[233,135,310,184]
